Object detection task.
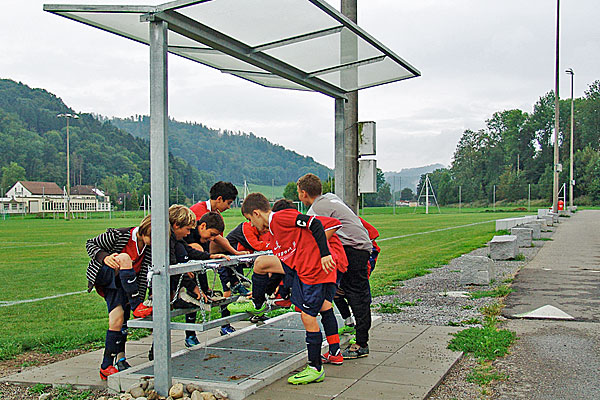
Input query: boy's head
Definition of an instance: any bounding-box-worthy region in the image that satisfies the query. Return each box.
[241,193,271,231]
[210,181,238,212]
[169,204,196,240]
[197,211,225,243]
[272,198,296,212]
[137,214,152,246]
[297,173,322,206]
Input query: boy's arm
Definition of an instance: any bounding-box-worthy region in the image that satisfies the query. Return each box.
[183,242,211,261]
[214,235,249,255]
[295,214,335,272]
[242,223,270,251]
[86,229,118,266]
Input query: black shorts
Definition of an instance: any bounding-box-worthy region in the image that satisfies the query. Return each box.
[218,264,245,289]
[282,263,338,317]
[95,264,135,313]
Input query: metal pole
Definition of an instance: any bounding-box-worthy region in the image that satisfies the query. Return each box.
[493,185,496,211]
[66,117,71,220]
[393,176,396,215]
[459,185,462,213]
[425,175,429,215]
[334,97,346,201]
[528,183,531,211]
[566,68,574,210]
[552,0,561,213]
[149,19,171,397]
[341,0,359,213]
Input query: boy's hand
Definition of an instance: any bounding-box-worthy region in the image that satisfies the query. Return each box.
[234,250,250,255]
[187,272,195,279]
[210,253,231,261]
[104,253,121,270]
[321,255,336,273]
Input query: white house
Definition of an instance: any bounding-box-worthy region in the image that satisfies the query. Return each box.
[1,181,111,214]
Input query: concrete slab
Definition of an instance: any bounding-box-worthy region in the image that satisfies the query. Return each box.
[336,380,429,400]
[362,365,442,388]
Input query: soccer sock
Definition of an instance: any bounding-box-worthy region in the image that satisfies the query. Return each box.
[185,313,196,338]
[320,308,341,355]
[117,325,128,355]
[306,331,323,370]
[251,272,269,308]
[334,296,352,321]
[101,330,121,369]
[345,316,355,326]
[265,273,284,296]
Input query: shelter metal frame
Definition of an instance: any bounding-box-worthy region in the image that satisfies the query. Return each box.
[44,1,420,395]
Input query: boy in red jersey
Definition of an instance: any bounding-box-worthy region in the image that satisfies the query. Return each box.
[86,215,153,380]
[228,193,346,384]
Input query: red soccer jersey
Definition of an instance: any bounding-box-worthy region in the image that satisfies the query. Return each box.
[269,209,336,285]
[316,216,348,273]
[121,227,146,273]
[237,222,272,252]
[359,217,381,253]
[190,200,211,220]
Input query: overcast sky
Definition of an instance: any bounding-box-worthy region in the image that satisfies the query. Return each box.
[1,0,598,172]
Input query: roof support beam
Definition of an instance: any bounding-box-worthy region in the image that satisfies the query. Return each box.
[309,55,386,77]
[251,26,343,53]
[145,9,347,99]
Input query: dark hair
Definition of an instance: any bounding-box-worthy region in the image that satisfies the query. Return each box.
[272,198,296,212]
[198,211,225,233]
[297,173,322,197]
[210,181,238,201]
[241,193,271,215]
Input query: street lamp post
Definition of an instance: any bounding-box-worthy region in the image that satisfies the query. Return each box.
[552,0,561,213]
[57,113,79,220]
[566,68,574,210]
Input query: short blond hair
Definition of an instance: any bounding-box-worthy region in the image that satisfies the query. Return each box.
[168,204,196,227]
[138,214,152,236]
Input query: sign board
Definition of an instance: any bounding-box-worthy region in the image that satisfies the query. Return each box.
[358,121,376,156]
[358,159,377,193]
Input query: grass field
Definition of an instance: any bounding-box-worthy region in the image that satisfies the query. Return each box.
[0,206,531,361]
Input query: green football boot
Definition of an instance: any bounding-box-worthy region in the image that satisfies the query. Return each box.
[338,324,356,336]
[287,365,325,385]
[227,301,269,316]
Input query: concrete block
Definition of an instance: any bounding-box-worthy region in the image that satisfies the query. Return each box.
[489,235,518,260]
[457,255,496,285]
[510,227,533,247]
[538,208,550,217]
[521,223,541,239]
[542,215,554,226]
[549,212,559,223]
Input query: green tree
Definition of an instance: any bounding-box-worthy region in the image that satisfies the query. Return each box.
[1,161,26,190]
[283,182,299,201]
[400,187,414,201]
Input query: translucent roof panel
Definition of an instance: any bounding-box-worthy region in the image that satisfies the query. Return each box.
[44,0,420,97]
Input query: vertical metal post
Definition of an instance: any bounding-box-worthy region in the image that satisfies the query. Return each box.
[459,185,462,213]
[567,68,574,209]
[149,19,171,397]
[66,117,71,220]
[425,175,429,215]
[528,183,531,211]
[341,0,358,213]
[552,0,560,213]
[493,185,496,211]
[334,97,346,200]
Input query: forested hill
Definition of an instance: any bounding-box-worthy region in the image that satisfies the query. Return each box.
[0,78,213,205]
[110,116,332,186]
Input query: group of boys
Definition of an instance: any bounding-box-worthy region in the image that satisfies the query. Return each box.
[86,175,377,385]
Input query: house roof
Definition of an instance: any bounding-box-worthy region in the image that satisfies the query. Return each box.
[71,185,96,195]
[19,181,63,195]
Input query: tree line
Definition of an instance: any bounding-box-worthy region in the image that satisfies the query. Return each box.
[418,80,600,206]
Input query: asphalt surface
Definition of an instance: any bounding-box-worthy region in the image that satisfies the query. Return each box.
[497,210,600,399]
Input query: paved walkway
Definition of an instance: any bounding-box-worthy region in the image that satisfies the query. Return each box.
[497,210,600,399]
[1,320,462,399]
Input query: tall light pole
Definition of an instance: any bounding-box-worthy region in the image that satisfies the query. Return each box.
[566,68,574,210]
[552,0,561,213]
[57,113,79,220]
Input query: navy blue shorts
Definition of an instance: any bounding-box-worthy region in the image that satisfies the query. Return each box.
[95,264,137,313]
[282,263,339,317]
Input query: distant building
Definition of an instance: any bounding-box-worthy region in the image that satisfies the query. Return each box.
[0,181,111,214]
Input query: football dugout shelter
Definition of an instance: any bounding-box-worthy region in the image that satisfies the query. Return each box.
[44,0,420,396]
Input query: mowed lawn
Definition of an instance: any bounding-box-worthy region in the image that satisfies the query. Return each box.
[0,207,530,360]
